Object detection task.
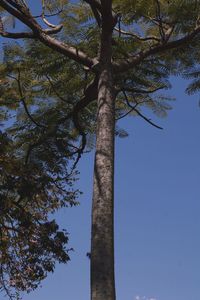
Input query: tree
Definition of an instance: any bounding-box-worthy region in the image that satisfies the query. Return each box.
[0,1,200,300]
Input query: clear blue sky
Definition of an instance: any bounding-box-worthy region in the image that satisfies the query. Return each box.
[1,3,200,300]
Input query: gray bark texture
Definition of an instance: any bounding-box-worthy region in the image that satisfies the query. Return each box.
[91,8,116,299]
[91,67,116,300]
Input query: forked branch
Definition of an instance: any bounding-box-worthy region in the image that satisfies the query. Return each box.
[0,0,95,68]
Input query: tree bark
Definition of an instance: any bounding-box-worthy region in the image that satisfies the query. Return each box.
[91,67,116,300]
[90,19,116,300]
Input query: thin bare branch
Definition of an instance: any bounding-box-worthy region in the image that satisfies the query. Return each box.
[122,91,163,129]
[7,71,46,128]
[41,0,61,28]
[114,27,160,42]
[121,86,167,94]
[115,103,138,120]
[45,75,72,104]
[33,8,64,19]
[0,30,33,38]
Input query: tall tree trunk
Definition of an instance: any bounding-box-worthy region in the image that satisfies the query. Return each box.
[90,18,116,300]
[91,67,116,300]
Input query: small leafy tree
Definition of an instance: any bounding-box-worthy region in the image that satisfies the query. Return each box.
[0,1,200,300]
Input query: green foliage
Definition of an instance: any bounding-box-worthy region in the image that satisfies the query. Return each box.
[0,41,84,300]
[0,129,79,298]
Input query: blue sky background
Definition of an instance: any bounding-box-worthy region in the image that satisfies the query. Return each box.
[0,2,200,300]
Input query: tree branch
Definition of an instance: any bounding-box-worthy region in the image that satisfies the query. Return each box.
[41,0,61,29]
[100,0,117,30]
[0,0,42,32]
[155,0,165,42]
[100,0,112,13]
[45,75,72,104]
[114,25,200,73]
[120,85,167,94]
[33,8,64,19]
[122,91,163,129]
[84,0,102,27]
[7,70,46,128]
[25,76,98,165]
[0,30,34,38]
[114,27,160,42]
[70,76,98,169]
[0,0,96,68]
[115,103,138,121]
